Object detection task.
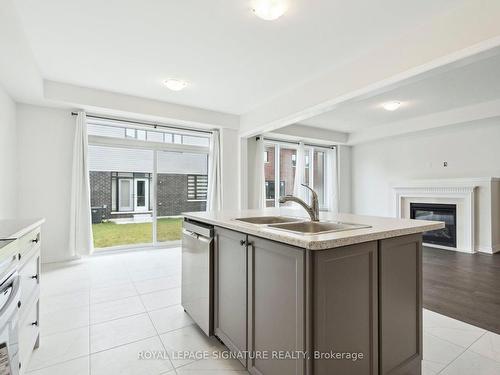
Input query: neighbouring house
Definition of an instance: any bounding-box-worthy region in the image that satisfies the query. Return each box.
[88,145,207,221]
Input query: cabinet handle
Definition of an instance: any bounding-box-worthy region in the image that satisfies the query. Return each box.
[31,274,39,281]
[32,238,39,244]
[240,240,247,246]
[17,301,21,309]
[31,321,38,326]
[18,253,21,261]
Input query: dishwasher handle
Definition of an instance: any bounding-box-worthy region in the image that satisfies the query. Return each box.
[182,229,212,244]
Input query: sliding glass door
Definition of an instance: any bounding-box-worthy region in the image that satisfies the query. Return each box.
[155,151,208,243]
[87,119,210,250]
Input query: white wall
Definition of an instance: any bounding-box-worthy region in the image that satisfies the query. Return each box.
[0,86,17,219]
[220,128,240,210]
[17,104,75,263]
[351,118,500,217]
[337,145,352,213]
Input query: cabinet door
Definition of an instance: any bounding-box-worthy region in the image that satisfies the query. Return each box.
[247,236,305,375]
[314,241,378,375]
[379,234,422,375]
[214,227,248,367]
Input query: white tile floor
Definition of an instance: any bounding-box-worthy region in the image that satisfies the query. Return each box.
[28,247,500,375]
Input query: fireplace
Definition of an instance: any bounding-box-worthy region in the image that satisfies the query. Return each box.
[410,203,457,248]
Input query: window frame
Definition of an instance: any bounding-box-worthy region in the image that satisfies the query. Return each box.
[263,140,334,210]
[88,119,211,247]
[187,174,208,202]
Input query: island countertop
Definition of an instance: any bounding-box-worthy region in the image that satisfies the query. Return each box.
[183,208,444,250]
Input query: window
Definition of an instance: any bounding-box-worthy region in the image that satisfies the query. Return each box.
[264,151,269,163]
[87,122,210,146]
[87,120,210,250]
[187,175,208,201]
[263,141,333,209]
[264,145,276,207]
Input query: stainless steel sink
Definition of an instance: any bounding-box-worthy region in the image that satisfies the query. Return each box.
[234,216,303,225]
[268,221,371,234]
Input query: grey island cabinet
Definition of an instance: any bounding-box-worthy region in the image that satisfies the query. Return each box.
[184,208,444,375]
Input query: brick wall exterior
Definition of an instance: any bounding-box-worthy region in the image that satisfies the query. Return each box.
[90,171,113,218]
[157,174,206,216]
[89,171,205,220]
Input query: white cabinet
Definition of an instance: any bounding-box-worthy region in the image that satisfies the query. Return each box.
[15,227,41,374]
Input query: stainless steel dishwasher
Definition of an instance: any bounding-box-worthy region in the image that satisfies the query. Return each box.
[181,220,214,336]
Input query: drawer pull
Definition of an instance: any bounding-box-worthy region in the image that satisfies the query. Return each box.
[31,274,39,281]
[18,253,21,261]
[17,301,21,309]
[31,321,38,326]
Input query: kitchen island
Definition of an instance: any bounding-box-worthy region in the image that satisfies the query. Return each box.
[182,208,444,375]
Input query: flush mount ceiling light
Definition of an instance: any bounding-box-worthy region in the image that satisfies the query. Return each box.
[252,0,287,21]
[164,79,188,91]
[382,101,402,111]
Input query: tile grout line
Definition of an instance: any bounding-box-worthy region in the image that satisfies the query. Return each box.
[435,330,489,374]
[129,260,179,374]
[36,250,185,374]
[88,266,91,375]
[25,353,90,374]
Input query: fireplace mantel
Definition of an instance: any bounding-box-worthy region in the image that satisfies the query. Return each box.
[393,178,500,254]
[393,179,481,253]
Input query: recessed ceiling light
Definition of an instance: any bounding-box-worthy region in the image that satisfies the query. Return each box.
[164,79,188,91]
[382,101,402,111]
[252,0,287,21]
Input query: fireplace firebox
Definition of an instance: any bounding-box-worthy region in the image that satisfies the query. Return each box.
[410,203,457,248]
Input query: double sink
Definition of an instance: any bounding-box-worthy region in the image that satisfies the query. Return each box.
[235,216,371,235]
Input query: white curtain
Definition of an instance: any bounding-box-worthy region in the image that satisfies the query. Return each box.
[254,136,266,208]
[68,111,93,257]
[326,147,339,213]
[208,130,222,211]
[293,142,307,201]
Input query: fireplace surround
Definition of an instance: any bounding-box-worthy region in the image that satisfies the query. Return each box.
[410,203,457,248]
[393,177,500,254]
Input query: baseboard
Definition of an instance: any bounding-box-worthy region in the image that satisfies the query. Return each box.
[423,243,474,253]
[475,244,500,254]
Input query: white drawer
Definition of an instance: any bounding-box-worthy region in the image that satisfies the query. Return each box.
[18,228,41,262]
[19,248,40,315]
[19,298,39,375]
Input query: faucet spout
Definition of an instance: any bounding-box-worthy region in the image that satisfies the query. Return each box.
[279,184,320,221]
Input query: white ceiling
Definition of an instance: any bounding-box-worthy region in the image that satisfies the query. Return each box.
[14,0,460,115]
[299,51,500,133]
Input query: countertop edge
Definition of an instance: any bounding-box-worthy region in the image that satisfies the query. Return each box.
[0,218,46,240]
[183,213,444,250]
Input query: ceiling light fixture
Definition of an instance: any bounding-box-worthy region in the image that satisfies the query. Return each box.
[164,79,188,91]
[252,0,287,21]
[382,101,402,111]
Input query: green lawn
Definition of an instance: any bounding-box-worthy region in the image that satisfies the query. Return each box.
[92,218,183,249]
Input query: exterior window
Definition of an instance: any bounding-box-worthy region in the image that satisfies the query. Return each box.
[87,122,210,146]
[187,175,208,201]
[265,181,274,199]
[264,141,332,209]
[264,151,269,163]
[125,128,135,138]
[136,130,146,140]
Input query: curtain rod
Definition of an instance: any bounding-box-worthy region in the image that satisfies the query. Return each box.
[71,112,214,135]
[256,136,335,150]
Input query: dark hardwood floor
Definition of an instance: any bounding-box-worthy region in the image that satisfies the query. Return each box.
[423,246,500,334]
